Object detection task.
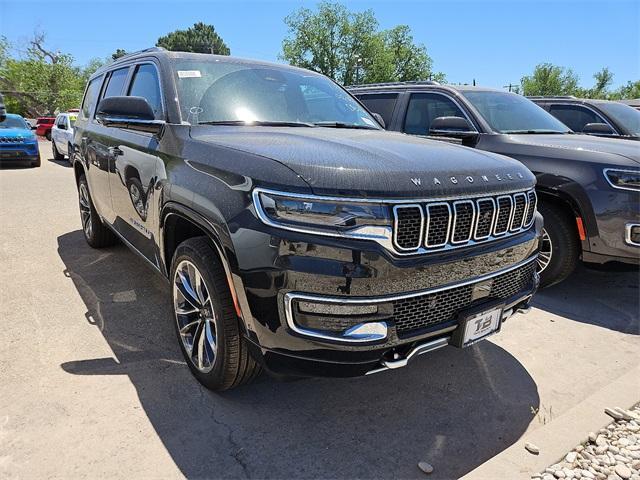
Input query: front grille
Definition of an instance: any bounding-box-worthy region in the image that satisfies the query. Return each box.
[392,260,537,335]
[0,137,25,144]
[393,205,423,250]
[393,189,536,253]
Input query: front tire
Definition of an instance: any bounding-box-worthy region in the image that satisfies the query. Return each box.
[77,174,116,248]
[171,237,261,391]
[538,203,580,288]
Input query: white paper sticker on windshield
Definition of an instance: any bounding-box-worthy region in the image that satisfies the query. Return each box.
[177,70,201,78]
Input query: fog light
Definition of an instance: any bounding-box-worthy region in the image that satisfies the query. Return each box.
[626,224,640,246]
[343,322,388,340]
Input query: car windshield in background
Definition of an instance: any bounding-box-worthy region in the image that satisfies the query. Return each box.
[597,102,640,136]
[462,91,571,134]
[172,60,379,129]
[0,116,28,129]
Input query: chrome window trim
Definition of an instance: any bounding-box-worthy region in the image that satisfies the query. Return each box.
[494,195,514,236]
[473,197,497,241]
[425,202,452,247]
[603,168,640,192]
[510,192,528,231]
[283,255,538,343]
[253,187,536,257]
[451,200,476,244]
[625,223,640,247]
[392,204,425,251]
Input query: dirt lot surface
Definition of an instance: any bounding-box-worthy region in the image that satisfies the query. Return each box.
[1,141,638,479]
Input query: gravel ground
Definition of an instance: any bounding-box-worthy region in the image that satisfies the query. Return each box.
[534,404,640,480]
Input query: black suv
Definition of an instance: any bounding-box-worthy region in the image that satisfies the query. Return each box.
[72,49,540,390]
[529,96,640,140]
[350,83,640,287]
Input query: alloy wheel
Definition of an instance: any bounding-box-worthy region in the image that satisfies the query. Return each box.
[173,260,218,373]
[78,183,92,239]
[537,228,552,273]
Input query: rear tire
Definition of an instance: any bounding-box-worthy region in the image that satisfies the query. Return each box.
[538,202,580,288]
[77,174,117,248]
[171,237,261,391]
[52,141,64,161]
[45,131,51,141]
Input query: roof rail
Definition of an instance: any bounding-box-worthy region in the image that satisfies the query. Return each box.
[112,46,166,63]
[526,95,577,100]
[348,80,440,88]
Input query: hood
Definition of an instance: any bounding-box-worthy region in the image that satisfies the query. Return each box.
[0,128,35,140]
[190,126,535,197]
[505,133,640,167]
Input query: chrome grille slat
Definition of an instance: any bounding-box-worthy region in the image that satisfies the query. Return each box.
[392,205,424,251]
[510,193,527,231]
[425,203,452,248]
[452,200,475,244]
[392,189,536,254]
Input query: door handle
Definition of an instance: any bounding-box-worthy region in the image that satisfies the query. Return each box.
[108,146,124,156]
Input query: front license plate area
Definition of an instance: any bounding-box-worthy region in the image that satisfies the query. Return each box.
[452,303,504,348]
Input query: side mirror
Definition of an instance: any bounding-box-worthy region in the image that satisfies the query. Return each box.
[429,116,478,139]
[96,96,164,135]
[371,112,386,129]
[582,122,616,136]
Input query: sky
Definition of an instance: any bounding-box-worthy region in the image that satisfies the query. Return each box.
[1,0,638,90]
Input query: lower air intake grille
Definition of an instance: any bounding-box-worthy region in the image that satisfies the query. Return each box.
[392,260,537,336]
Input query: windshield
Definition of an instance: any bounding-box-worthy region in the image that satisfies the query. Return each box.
[462,91,571,134]
[172,60,379,128]
[0,116,28,129]
[597,102,640,136]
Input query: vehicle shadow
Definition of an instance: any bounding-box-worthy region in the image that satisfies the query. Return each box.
[533,263,639,335]
[47,158,72,168]
[57,230,539,479]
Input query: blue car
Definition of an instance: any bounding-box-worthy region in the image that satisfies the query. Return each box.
[0,113,41,167]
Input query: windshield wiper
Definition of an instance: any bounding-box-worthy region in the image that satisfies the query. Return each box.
[198,120,315,127]
[313,121,378,130]
[502,129,569,134]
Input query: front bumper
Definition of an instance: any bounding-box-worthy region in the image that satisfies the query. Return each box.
[0,144,39,162]
[232,212,542,378]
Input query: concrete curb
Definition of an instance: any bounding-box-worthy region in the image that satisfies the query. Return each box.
[462,365,640,480]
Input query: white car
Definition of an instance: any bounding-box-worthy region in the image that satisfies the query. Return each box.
[51,111,78,161]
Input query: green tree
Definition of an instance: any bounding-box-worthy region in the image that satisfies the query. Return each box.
[111,48,127,61]
[520,63,580,96]
[609,80,640,100]
[590,67,614,98]
[0,34,87,116]
[281,1,442,85]
[156,22,230,54]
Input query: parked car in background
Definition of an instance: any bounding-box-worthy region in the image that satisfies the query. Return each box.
[35,116,56,140]
[51,111,78,160]
[350,82,639,287]
[71,48,542,391]
[0,113,41,167]
[529,96,640,140]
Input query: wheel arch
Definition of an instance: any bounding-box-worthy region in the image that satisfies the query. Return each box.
[160,202,249,329]
[73,158,86,186]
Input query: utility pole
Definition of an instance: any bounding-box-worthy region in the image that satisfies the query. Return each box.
[503,83,519,92]
[354,55,363,85]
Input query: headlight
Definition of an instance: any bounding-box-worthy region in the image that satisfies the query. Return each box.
[604,169,640,191]
[253,189,391,235]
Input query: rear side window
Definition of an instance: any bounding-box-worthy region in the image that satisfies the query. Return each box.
[128,64,163,119]
[403,93,468,135]
[80,76,103,120]
[549,105,605,133]
[102,67,129,99]
[356,93,398,127]
[56,115,66,128]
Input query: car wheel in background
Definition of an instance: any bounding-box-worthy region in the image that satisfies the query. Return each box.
[171,237,261,391]
[537,202,580,288]
[77,174,116,248]
[31,155,41,168]
[52,141,64,161]
[45,131,51,141]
